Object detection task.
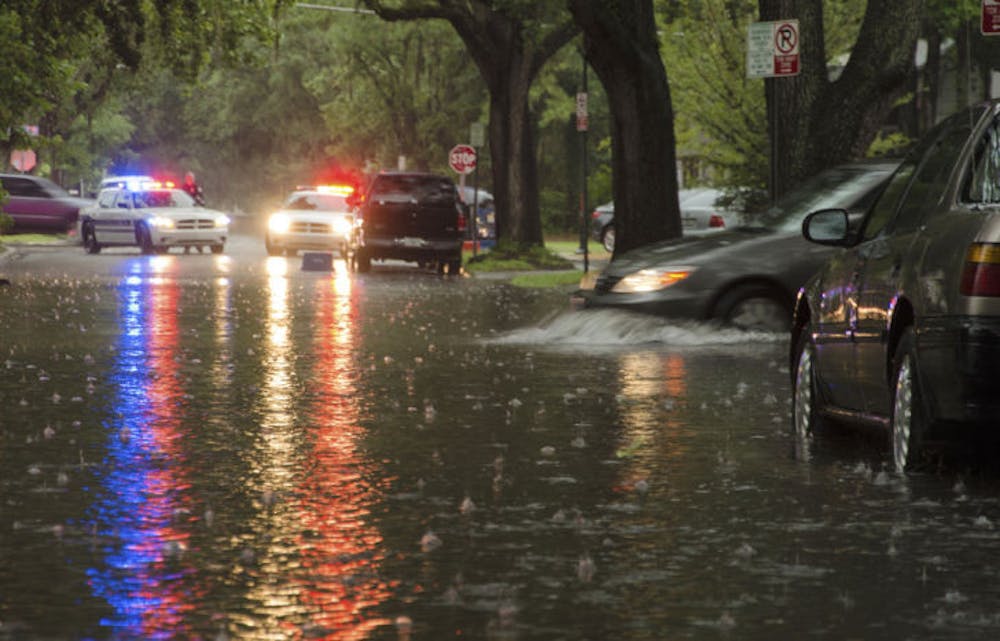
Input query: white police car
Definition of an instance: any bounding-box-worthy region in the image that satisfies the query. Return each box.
[80,179,230,255]
[265,185,355,257]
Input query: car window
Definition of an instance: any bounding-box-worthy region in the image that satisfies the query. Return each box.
[133,189,195,208]
[97,190,117,208]
[962,115,1000,204]
[861,108,979,241]
[285,193,348,211]
[3,177,46,198]
[754,167,892,232]
[371,175,457,205]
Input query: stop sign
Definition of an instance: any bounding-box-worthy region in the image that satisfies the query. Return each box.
[10,149,36,172]
[449,144,477,175]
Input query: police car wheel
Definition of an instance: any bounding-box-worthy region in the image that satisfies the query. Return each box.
[83,222,101,255]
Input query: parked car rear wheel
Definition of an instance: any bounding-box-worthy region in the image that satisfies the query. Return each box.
[891,328,927,473]
[354,248,371,273]
[601,225,615,253]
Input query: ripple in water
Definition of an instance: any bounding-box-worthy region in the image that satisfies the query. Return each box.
[489,309,787,349]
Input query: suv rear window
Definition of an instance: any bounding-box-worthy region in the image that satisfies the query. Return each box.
[370,175,456,205]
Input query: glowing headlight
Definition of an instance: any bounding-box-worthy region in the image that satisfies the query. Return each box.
[333,217,353,236]
[215,214,231,228]
[150,216,175,229]
[611,267,694,293]
[269,213,291,234]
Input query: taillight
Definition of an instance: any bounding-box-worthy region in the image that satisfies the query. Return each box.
[591,210,601,219]
[708,214,725,228]
[457,212,467,232]
[960,243,1000,296]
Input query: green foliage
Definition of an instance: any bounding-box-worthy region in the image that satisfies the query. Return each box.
[0,212,13,235]
[510,271,584,288]
[465,242,574,272]
[866,131,913,158]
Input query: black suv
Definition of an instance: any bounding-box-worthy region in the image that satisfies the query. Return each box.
[349,172,466,274]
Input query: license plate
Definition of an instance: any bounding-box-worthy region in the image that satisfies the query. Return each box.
[397,237,427,247]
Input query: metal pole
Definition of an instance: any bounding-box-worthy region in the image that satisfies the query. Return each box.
[471,163,479,258]
[582,60,589,274]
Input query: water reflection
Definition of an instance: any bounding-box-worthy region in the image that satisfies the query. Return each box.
[87,258,199,638]
[238,259,392,637]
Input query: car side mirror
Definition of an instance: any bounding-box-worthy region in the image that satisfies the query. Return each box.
[802,208,850,245]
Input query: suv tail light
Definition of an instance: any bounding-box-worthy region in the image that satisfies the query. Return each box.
[457,212,467,233]
[708,214,725,228]
[960,243,1000,296]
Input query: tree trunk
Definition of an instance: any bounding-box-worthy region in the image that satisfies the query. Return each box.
[363,1,577,248]
[569,0,681,257]
[759,0,922,199]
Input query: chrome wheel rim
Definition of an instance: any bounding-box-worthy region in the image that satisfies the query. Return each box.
[892,356,914,473]
[602,228,615,253]
[793,342,814,444]
[729,297,788,332]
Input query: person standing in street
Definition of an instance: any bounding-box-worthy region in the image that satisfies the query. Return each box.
[182,171,206,206]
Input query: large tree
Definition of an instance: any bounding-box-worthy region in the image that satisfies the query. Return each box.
[363,0,578,246]
[569,0,681,257]
[760,0,923,198]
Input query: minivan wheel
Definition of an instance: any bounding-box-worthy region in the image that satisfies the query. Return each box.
[891,328,927,473]
[355,249,371,273]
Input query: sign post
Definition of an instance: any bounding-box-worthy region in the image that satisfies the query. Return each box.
[748,20,800,204]
[469,123,485,257]
[450,143,478,256]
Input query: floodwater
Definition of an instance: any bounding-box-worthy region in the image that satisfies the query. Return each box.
[3,255,1000,640]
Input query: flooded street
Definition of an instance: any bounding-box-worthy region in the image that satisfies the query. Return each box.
[3,247,1000,640]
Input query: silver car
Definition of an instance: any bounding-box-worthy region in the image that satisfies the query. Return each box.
[573,161,898,331]
[81,182,229,255]
[792,102,1000,472]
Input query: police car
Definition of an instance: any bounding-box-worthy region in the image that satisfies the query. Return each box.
[265,185,355,257]
[80,179,230,255]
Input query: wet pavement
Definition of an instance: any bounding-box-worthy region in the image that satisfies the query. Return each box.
[3,240,1000,640]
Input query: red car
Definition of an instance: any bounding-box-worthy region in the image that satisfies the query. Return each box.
[1,174,93,234]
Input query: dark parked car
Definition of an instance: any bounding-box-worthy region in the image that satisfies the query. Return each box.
[574,161,898,331]
[0,173,93,233]
[792,102,1000,472]
[349,172,466,274]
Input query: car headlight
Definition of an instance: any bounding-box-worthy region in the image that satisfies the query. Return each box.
[611,267,694,293]
[333,217,352,236]
[269,213,291,234]
[215,214,231,228]
[150,216,175,229]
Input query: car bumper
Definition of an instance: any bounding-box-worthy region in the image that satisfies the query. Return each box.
[360,237,463,261]
[918,316,1000,427]
[571,285,711,320]
[268,231,349,252]
[152,228,228,247]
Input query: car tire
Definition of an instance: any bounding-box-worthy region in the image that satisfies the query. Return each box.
[83,221,101,255]
[891,328,927,473]
[791,322,824,462]
[447,256,462,275]
[715,285,790,332]
[210,244,224,255]
[601,225,615,253]
[355,249,371,273]
[137,223,155,255]
[265,235,283,257]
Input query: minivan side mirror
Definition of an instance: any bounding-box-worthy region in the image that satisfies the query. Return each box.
[802,208,850,245]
